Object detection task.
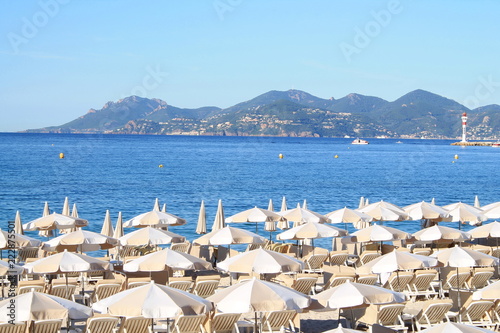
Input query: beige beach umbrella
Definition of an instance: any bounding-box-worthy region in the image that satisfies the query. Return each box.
[482,206,500,220]
[481,201,500,211]
[162,203,167,212]
[217,248,304,274]
[119,226,185,246]
[303,199,308,210]
[194,226,266,246]
[0,291,92,322]
[39,201,54,237]
[212,199,226,232]
[351,225,410,243]
[268,199,274,212]
[196,200,207,235]
[264,220,277,240]
[0,260,24,297]
[24,250,111,274]
[472,279,500,300]
[71,203,79,218]
[226,206,283,234]
[278,206,329,225]
[277,222,347,241]
[14,210,24,235]
[42,229,119,252]
[123,248,212,272]
[358,201,409,221]
[43,201,50,217]
[326,207,373,224]
[418,322,495,333]
[442,202,487,227]
[153,198,161,211]
[356,251,440,275]
[93,282,212,318]
[62,197,70,216]
[123,210,186,228]
[23,213,88,231]
[113,212,124,239]
[469,221,500,239]
[280,196,287,212]
[312,280,405,309]
[412,225,471,243]
[358,197,365,209]
[100,210,114,237]
[403,201,450,221]
[0,229,41,249]
[474,195,481,208]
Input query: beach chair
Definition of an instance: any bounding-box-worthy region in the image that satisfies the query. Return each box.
[0,321,26,333]
[86,282,121,304]
[210,313,241,333]
[384,272,414,292]
[326,275,355,289]
[411,248,432,256]
[116,316,151,333]
[49,283,77,300]
[261,310,297,333]
[17,280,46,294]
[413,300,453,332]
[355,251,381,268]
[353,303,407,332]
[302,253,328,273]
[491,248,500,258]
[127,277,151,289]
[290,276,318,295]
[31,319,62,333]
[192,280,219,298]
[81,316,120,333]
[16,247,39,263]
[356,274,378,285]
[169,277,194,291]
[171,242,191,253]
[329,251,349,266]
[406,269,438,299]
[443,269,470,291]
[172,314,207,333]
[459,300,495,329]
[464,268,494,290]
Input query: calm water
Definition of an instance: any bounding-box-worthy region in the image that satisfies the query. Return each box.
[1,133,499,251]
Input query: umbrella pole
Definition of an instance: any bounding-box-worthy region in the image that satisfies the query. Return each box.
[456,266,462,323]
[254,311,258,333]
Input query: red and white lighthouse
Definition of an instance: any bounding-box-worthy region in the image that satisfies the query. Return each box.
[461,112,468,142]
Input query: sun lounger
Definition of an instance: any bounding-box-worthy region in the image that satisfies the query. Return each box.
[413,299,453,331]
[210,313,241,333]
[384,272,414,293]
[0,321,26,333]
[116,316,151,333]
[329,251,349,266]
[171,314,207,333]
[261,310,297,333]
[81,316,120,333]
[30,319,62,333]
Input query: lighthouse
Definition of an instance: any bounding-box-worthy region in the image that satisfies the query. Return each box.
[461,112,468,142]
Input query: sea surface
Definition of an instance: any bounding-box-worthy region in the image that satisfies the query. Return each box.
[1,133,499,252]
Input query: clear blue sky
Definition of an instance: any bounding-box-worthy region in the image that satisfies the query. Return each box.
[1,0,499,132]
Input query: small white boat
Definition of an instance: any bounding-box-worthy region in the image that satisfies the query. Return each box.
[396,141,403,144]
[352,138,369,145]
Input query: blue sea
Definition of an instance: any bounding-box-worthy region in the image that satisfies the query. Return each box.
[1,133,499,252]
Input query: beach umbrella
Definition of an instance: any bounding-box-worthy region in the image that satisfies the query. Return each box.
[123,248,212,273]
[42,229,119,252]
[71,203,79,218]
[0,260,24,297]
[303,199,308,210]
[195,200,207,235]
[419,322,495,333]
[268,199,274,212]
[403,201,450,221]
[412,225,471,243]
[23,213,88,231]
[119,226,185,246]
[193,226,266,246]
[24,250,111,274]
[62,197,70,215]
[431,198,436,205]
[278,206,329,225]
[442,202,487,228]
[43,201,50,217]
[0,291,92,322]
[162,203,167,212]
[212,199,226,232]
[93,282,212,318]
[469,221,500,239]
[0,229,41,249]
[216,248,304,274]
[351,225,410,243]
[358,201,409,222]
[123,210,186,228]
[14,210,23,235]
[474,196,481,208]
[113,212,124,239]
[312,281,405,309]
[482,205,500,220]
[326,207,373,225]
[40,202,54,237]
[356,251,440,275]
[100,210,114,237]
[225,206,283,233]
[264,219,276,240]
[358,197,365,209]
[481,201,500,211]
[472,279,500,300]
[280,197,288,212]
[277,197,290,230]
[153,198,161,211]
[277,222,347,241]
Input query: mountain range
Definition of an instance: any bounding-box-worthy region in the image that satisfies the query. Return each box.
[25,89,500,139]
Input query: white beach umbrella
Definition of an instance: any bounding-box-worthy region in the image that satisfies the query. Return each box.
[358,201,409,221]
[358,196,365,209]
[14,210,23,235]
[351,225,410,243]
[433,245,498,268]
[0,291,92,322]
[153,198,161,212]
[212,199,226,232]
[280,197,288,212]
[277,222,347,241]
[23,213,88,231]
[42,229,119,252]
[481,202,500,211]
[119,226,185,246]
[193,226,265,246]
[71,203,79,218]
[278,206,329,225]
[326,207,373,230]
[216,248,304,274]
[24,250,111,274]
[225,207,283,234]
[469,221,500,239]
[472,279,500,300]
[62,197,70,216]
[195,200,207,235]
[123,210,186,228]
[277,197,290,230]
[162,203,167,212]
[0,229,41,249]
[474,196,481,208]
[403,201,450,221]
[100,210,114,237]
[123,248,212,272]
[482,206,500,220]
[268,199,274,212]
[43,201,50,217]
[113,212,124,239]
[356,251,440,274]
[39,202,54,237]
[412,225,471,242]
[442,202,487,227]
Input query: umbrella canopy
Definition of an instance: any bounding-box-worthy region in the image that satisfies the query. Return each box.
[351,225,410,243]
[24,250,111,274]
[93,282,212,318]
[412,225,471,242]
[216,248,304,274]
[14,210,23,235]
[193,226,266,246]
[23,213,88,231]
[153,198,161,211]
[195,200,207,234]
[469,221,500,239]
[433,245,499,268]
[326,207,373,224]
[42,229,119,252]
[207,278,310,313]
[358,201,409,221]
[312,281,406,309]
[113,212,124,239]
[0,229,41,249]
[418,322,495,333]
[482,206,500,220]
[277,222,347,241]
[442,202,488,226]
[356,251,440,274]
[278,206,329,224]
[472,279,500,300]
[403,201,450,221]
[71,203,79,218]
[277,197,290,230]
[0,291,92,322]
[123,248,212,272]
[0,259,24,276]
[119,226,185,246]
[225,207,283,223]
[100,210,114,237]
[123,210,186,228]
[212,199,226,231]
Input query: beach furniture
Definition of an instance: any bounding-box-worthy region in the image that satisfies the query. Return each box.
[357,251,381,267]
[85,281,121,304]
[80,316,120,333]
[171,242,191,253]
[356,274,379,285]
[289,276,318,295]
[412,299,454,331]
[192,279,220,298]
[127,277,151,289]
[464,267,494,290]
[17,279,46,294]
[0,321,26,333]
[261,310,297,333]
[16,247,39,263]
[171,314,207,333]
[405,269,439,299]
[353,303,407,332]
[168,277,194,291]
[384,272,414,292]
[329,251,349,266]
[49,283,77,300]
[442,268,471,292]
[115,316,151,333]
[209,313,241,333]
[30,319,63,333]
[458,300,495,329]
[302,253,328,273]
